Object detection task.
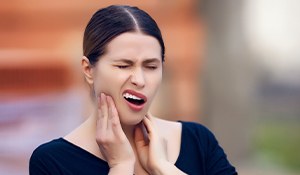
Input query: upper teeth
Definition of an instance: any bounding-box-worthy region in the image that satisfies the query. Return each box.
[123,93,142,100]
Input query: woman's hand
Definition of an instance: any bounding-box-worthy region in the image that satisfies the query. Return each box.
[134,114,187,175]
[96,93,135,174]
[134,113,168,174]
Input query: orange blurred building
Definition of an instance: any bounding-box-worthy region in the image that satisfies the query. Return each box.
[0,0,204,120]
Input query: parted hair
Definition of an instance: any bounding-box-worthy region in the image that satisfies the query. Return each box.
[83,5,165,66]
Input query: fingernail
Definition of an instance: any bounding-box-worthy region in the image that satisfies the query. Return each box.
[97,94,102,107]
[99,93,104,105]
[98,95,101,104]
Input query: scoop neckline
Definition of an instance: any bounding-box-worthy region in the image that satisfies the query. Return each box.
[59,121,185,165]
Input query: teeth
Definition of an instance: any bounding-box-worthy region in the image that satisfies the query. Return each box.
[123,93,142,100]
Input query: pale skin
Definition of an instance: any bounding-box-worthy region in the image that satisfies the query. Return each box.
[65,32,186,175]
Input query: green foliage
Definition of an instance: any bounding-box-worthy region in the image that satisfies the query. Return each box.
[253,120,300,171]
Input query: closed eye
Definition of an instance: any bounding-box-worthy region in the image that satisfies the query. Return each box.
[146,66,157,70]
[116,65,129,69]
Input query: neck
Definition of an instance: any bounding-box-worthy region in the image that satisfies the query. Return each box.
[122,124,136,143]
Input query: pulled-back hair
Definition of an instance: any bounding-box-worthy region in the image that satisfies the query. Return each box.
[83,5,165,66]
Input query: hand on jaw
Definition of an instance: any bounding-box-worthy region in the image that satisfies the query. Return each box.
[96,93,186,175]
[96,93,135,174]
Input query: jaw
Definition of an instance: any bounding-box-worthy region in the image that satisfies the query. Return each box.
[117,96,152,126]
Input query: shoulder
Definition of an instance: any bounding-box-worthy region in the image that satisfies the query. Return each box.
[175,121,238,174]
[32,138,65,153]
[30,138,67,163]
[30,138,73,164]
[180,121,238,174]
[153,117,214,139]
[29,138,66,174]
[179,121,220,149]
[179,121,214,137]
[179,120,210,130]
[153,117,181,137]
[154,117,216,141]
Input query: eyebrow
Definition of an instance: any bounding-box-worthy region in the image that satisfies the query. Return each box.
[143,58,161,64]
[113,58,161,64]
[113,59,133,64]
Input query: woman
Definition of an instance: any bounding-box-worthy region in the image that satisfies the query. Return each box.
[29,5,237,175]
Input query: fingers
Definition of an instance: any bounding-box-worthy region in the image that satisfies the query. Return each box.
[142,115,153,136]
[134,122,149,147]
[107,95,124,137]
[95,93,135,168]
[97,93,108,134]
[97,93,126,139]
[142,114,160,145]
[134,123,145,146]
[100,93,109,124]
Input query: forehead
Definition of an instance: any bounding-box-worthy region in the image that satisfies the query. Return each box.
[104,32,162,61]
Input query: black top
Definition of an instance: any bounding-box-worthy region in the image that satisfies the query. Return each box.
[29,121,237,175]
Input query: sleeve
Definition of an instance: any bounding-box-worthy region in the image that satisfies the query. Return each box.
[203,126,238,175]
[29,148,50,175]
[29,144,61,175]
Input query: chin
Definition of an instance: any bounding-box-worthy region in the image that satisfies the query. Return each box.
[119,112,146,126]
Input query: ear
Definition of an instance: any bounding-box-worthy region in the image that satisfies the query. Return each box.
[81,56,94,85]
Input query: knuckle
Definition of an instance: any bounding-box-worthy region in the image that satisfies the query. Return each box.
[96,136,105,143]
[111,120,119,127]
[96,134,108,143]
[96,135,114,145]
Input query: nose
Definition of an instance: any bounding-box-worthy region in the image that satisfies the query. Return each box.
[130,68,145,88]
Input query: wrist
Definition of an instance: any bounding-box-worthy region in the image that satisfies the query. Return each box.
[150,162,187,175]
[149,161,170,175]
[108,161,135,175]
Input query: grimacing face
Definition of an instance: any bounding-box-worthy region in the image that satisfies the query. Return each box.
[83,32,163,125]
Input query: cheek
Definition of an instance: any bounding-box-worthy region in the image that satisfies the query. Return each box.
[93,69,129,97]
[148,73,162,95]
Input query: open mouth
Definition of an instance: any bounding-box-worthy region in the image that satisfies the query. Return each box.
[123,92,146,105]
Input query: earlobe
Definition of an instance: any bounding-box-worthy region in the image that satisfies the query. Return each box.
[81,56,94,85]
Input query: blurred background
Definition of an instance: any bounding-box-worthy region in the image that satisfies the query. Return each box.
[0,0,299,174]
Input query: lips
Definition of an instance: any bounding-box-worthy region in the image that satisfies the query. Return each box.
[122,90,147,111]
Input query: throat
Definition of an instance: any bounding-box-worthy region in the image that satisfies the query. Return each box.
[119,123,136,144]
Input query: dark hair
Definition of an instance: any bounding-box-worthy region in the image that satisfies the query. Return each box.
[83,5,165,66]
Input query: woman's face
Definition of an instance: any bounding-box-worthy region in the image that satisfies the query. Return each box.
[89,32,163,125]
